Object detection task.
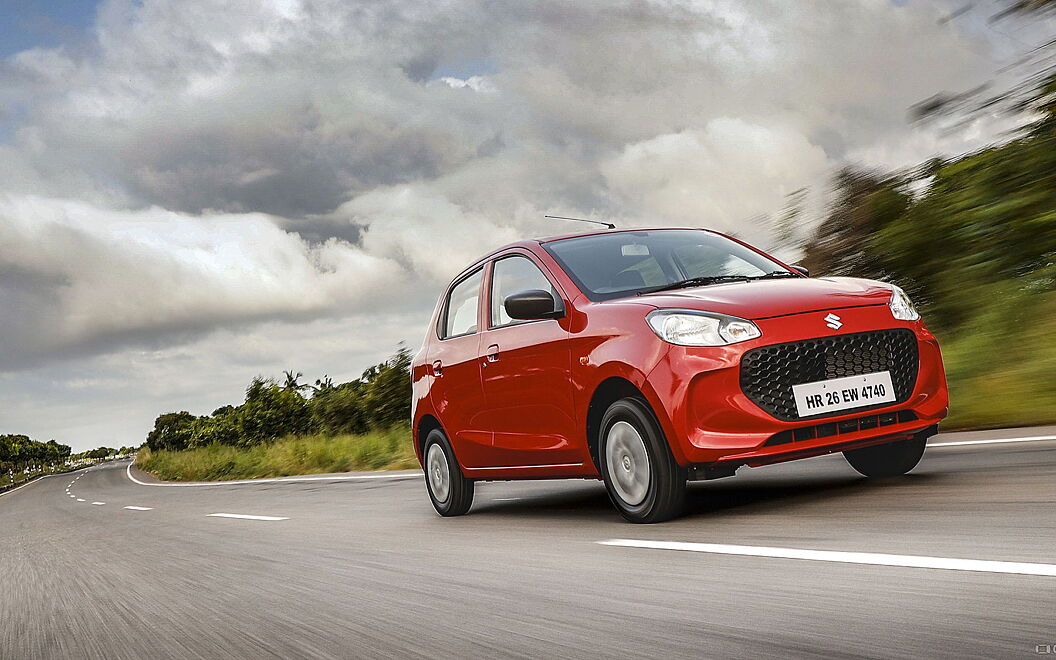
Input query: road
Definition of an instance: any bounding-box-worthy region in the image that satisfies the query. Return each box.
[2,427,1056,659]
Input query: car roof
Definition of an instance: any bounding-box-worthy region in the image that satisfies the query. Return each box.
[534,225,715,244]
[450,226,720,283]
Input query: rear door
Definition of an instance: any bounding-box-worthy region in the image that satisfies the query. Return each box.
[429,266,492,467]
[478,253,579,466]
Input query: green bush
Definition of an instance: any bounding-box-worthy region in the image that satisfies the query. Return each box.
[236,378,312,445]
[136,425,417,481]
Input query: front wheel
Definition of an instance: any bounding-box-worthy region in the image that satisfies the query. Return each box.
[423,429,474,516]
[843,434,927,478]
[599,398,687,523]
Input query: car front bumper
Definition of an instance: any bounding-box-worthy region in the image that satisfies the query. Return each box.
[645,304,949,467]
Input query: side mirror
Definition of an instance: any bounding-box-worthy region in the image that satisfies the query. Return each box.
[504,289,565,321]
[790,265,809,277]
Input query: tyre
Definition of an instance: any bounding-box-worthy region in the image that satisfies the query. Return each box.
[843,434,927,478]
[423,429,474,516]
[599,398,687,523]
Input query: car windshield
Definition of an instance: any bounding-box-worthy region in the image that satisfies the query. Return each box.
[543,229,790,301]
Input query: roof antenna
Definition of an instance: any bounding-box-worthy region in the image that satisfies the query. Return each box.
[545,215,616,230]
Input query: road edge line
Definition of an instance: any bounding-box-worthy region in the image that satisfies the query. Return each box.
[126,461,423,488]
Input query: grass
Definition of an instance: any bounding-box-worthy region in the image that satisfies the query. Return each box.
[940,287,1056,430]
[135,424,419,482]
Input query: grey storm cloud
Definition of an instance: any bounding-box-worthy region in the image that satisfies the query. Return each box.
[0,0,1035,449]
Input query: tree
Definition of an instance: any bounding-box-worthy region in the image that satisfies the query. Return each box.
[310,381,368,436]
[237,378,311,444]
[145,412,199,451]
[282,370,308,392]
[360,347,413,429]
[312,375,336,393]
[800,168,910,280]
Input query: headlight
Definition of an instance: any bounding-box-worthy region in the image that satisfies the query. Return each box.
[889,286,920,321]
[646,310,761,346]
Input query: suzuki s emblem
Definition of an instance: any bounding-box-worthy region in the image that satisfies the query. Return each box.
[824,313,843,330]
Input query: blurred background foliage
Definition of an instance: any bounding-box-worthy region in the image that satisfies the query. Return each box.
[799,109,1055,428]
[0,435,133,488]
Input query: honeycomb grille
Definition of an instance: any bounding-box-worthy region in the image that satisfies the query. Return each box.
[740,329,919,421]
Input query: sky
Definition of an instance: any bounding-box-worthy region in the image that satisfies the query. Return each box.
[0,0,1049,451]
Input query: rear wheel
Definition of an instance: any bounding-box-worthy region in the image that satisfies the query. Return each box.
[843,434,927,478]
[423,429,474,516]
[599,398,686,523]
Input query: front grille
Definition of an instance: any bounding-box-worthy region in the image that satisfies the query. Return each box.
[740,329,919,421]
[763,410,919,447]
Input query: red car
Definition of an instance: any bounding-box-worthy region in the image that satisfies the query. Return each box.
[412,228,949,523]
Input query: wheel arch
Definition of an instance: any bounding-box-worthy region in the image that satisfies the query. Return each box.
[585,377,651,472]
[415,414,443,462]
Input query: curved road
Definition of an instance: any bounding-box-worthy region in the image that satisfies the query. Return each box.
[3,427,1056,659]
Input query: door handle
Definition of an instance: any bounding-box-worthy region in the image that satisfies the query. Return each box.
[486,344,500,362]
[432,360,443,377]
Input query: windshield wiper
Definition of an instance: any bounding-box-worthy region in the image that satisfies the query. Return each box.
[637,275,752,295]
[746,270,800,280]
[636,270,801,295]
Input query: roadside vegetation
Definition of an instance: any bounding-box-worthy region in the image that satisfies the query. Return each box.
[135,348,416,481]
[0,436,132,491]
[136,425,417,481]
[795,101,1055,430]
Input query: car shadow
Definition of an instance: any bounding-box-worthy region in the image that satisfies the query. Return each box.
[470,468,944,523]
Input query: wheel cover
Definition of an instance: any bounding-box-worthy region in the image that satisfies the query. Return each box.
[605,421,651,506]
[426,443,451,504]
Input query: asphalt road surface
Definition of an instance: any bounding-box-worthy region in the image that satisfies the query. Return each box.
[3,427,1056,659]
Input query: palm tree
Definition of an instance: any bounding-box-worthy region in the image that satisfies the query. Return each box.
[282,370,306,392]
[312,375,335,393]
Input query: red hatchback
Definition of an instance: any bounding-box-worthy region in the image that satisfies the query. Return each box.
[412,228,949,522]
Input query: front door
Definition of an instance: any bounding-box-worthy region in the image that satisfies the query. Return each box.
[478,254,580,467]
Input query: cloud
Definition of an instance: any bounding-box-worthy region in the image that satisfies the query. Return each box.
[601,119,829,240]
[0,195,401,368]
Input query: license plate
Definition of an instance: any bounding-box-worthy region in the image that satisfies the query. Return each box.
[792,371,895,417]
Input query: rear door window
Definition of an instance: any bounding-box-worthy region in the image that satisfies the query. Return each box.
[440,268,483,339]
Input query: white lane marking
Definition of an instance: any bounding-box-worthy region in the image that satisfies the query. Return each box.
[91,501,105,506]
[931,435,1056,448]
[493,497,523,501]
[207,513,289,521]
[124,506,153,511]
[76,499,85,502]
[127,461,422,487]
[599,539,1056,577]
